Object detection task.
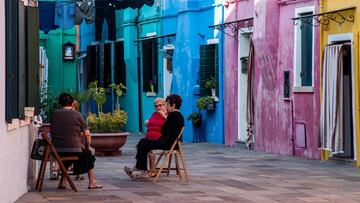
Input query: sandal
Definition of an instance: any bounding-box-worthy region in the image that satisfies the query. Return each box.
[124,166,133,178]
[75,175,85,181]
[88,183,102,190]
[131,171,149,181]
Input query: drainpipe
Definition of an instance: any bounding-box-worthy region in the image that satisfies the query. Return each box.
[214,3,225,144]
[135,9,143,132]
[356,30,360,166]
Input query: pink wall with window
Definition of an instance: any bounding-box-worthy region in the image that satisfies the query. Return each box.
[224,0,321,159]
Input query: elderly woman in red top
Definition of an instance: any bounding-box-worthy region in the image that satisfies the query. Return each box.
[144,98,167,174]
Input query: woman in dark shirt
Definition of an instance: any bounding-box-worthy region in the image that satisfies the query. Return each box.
[124,94,184,179]
[51,93,102,189]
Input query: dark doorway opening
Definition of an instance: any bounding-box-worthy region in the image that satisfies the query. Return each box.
[334,44,354,159]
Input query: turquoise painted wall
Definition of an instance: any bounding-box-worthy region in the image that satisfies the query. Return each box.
[120,4,161,133]
[40,28,77,98]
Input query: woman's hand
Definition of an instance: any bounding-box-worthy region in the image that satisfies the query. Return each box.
[158,111,167,119]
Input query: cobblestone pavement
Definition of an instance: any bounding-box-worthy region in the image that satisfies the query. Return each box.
[17,134,360,203]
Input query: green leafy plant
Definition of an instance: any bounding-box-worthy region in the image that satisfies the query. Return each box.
[197,96,215,110]
[86,81,128,133]
[109,82,127,110]
[87,109,128,133]
[87,81,106,114]
[187,112,201,128]
[205,76,216,89]
[40,83,58,123]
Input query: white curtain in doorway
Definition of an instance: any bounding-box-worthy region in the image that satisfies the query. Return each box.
[246,37,254,150]
[320,44,345,153]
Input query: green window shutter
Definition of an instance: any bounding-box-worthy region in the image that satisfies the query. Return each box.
[18,2,26,119]
[6,0,19,121]
[86,45,100,86]
[199,44,218,96]
[114,41,126,93]
[300,14,313,86]
[26,7,40,114]
[103,43,112,88]
[142,39,158,92]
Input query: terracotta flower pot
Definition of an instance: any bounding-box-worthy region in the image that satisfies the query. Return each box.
[91,132,130,156]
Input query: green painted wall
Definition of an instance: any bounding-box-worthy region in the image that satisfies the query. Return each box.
[40,28,77,98]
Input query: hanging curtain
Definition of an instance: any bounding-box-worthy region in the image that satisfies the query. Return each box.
[320,44,345,154]
[246,36,254,150]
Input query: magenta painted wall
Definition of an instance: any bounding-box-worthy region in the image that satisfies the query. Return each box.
[224,0,254,146]
[224,0,321,159]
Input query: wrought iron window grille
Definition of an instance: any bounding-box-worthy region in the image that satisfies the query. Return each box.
[292,7,356,30]
[209,17,253,38]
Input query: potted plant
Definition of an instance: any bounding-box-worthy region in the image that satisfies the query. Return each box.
[187,112,201,128]
[109,82,127,110]
[86,81,129,156]
[197,96,216,110]
[205,76,216,97]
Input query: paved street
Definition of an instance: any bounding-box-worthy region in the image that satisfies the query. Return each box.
[17,134,360,203]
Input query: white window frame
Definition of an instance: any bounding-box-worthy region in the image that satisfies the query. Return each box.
[293,6,315,92]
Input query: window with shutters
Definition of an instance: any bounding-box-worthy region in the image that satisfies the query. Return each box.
[5,0,37,122]
[142,39,158,92]
[294,6,314,92]
[199,44,219,96]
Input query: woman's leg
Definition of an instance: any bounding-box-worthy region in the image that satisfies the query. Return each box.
[148,152,156,175]
[87,168,95,186]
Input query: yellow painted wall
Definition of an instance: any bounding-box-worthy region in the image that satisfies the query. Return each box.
[320,0,360,166]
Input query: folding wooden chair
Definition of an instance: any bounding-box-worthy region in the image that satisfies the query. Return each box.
[35,131,79,192]
[151,127,189,182]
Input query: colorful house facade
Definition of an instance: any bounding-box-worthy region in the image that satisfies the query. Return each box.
[319,0,360,165]
[160,0,225,143]
[223,0,322,159]
[78,0,226,143]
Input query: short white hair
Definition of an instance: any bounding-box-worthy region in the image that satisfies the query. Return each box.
[153,98,165,105]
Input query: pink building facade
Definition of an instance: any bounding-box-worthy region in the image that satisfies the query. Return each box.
[224,0,321,159]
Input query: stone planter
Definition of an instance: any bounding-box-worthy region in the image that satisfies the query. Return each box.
[91,132,130,156]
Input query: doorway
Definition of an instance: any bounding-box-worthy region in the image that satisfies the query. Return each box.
[237,33,251,142]
[334,44,354,159]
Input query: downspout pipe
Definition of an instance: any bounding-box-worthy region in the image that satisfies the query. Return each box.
[214,3,225,144]
[135,9,143,132]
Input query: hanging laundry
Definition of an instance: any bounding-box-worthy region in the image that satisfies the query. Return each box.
[95,0,116,41]
[75,0,95,25]
[54,1,76,30]
[39,1,59,33]
[113,0,155,9]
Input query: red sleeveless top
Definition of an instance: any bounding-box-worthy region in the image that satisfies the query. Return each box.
[145,112,166,140]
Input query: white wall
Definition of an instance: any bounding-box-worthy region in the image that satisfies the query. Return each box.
[0,0,34,202]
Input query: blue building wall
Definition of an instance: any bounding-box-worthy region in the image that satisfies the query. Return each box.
[161,0,224,144]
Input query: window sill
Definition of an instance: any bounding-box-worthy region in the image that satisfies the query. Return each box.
[146,92,157,97]
[7,118,31,131]
[7,119,20,131]
[293,86,314,93]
